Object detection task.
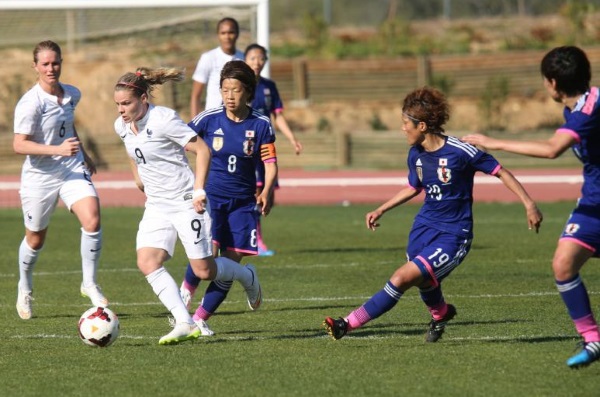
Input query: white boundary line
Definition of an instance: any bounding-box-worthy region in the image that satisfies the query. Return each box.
[11,332,577,342]
[3,290,599,311]
[0,175,583,190]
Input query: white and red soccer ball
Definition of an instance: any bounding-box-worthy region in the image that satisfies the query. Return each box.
[78,307,120,347]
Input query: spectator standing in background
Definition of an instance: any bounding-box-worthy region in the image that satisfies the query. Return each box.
[190,17,244,116]
[245,43,303,256]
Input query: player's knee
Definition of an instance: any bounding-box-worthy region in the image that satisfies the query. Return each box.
[80,214,101,233]
[27,236,45,250]
[552,254,576,281]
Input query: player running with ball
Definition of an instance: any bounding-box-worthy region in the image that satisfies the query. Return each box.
[113,66,261,344]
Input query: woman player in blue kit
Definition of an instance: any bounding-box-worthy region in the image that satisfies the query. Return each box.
[463,46,600,368]
[180,60,277,335]
[324,87,543,343]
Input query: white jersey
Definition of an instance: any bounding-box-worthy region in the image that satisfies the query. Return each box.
[14,83,85,189]
[191,46,244,111]
[114,104,198,209]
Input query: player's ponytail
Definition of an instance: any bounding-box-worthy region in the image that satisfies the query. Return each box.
[115,67,184,97]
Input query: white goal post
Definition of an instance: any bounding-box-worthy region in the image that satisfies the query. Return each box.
[0,0,271,75]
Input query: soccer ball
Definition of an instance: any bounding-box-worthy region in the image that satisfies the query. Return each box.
[78,306,120,347]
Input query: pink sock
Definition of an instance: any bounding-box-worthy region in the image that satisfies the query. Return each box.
[183,279,197,294]
[428,302,448,321]
[574,314,600,343]
[346,307,371,331]
[192,305,211,322]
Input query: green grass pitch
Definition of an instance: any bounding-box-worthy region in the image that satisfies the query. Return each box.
[0,202,598,396]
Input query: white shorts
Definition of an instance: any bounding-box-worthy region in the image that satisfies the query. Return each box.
[20,171,98,232]
[137,201,213,260]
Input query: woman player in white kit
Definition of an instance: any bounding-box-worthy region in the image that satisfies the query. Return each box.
[13,40,108,320]
[113,66,261,344]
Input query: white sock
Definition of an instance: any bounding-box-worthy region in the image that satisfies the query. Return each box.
[81,228,102,287]
[214,257,252,288]
[18,237,40,293]
[146,267,192,325]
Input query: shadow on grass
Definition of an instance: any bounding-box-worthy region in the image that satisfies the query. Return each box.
[294,246,402,254]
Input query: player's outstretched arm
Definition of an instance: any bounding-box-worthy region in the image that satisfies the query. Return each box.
[366,186,420,231]
[461,132,574,159]
[496,168,543,233]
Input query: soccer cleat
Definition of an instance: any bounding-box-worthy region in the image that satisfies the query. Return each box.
[425,304,457,343]
[258,248,275,257]
[16,287,34,320]
[567,341,600,369]
[245,264,262,311]
[159,322,201,345]
[169,316,213,336]
[194,319,215,336]
[80,283,109,308]
[180,281,195,311]
[323,317,348,340]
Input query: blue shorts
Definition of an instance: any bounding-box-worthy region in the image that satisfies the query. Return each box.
[560,204,600,257]
[407,222,472,287]
[209,194,259,255]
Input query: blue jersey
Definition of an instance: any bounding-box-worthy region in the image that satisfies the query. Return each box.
[252,77,283,119]
[188,106,276,199]
[407,135,501,238]
[558,86,600,207]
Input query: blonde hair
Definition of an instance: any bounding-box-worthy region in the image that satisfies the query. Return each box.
[115,67,184,97]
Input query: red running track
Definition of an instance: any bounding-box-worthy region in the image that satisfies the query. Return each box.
[0,168,582,208]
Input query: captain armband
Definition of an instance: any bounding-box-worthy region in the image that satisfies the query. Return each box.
[260,143,277,162]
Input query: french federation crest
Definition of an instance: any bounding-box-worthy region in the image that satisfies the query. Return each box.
[212,137,223,151]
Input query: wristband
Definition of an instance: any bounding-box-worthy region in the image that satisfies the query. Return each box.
[192,188,206,199]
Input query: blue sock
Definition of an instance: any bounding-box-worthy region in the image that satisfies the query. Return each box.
[363,281,403,320]
[419,285,444,306]
[184,263,201,288]
[556,274,592,320]
[202,280,233,314]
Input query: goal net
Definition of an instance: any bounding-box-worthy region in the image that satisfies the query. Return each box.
[0,0,268,52]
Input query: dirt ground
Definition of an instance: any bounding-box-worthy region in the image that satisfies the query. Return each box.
[0,34,563,138]
[281,94,562,135]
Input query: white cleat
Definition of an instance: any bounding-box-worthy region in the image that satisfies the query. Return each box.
[80,283,108,307]
[194,319,215,336]
[16,287,34,320]
[159,322,200,345]
[245,264,262,311]
[180,281,195,311]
